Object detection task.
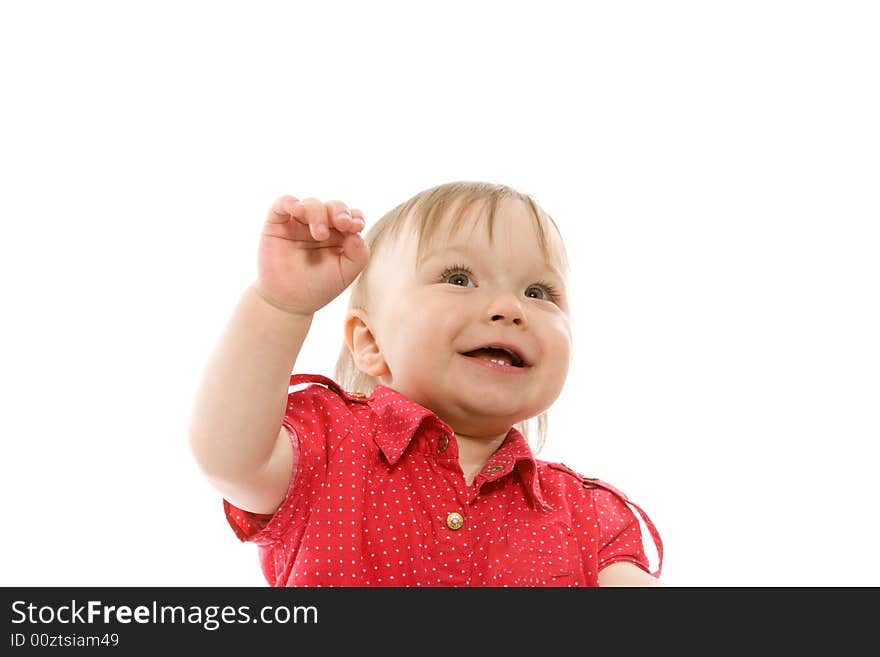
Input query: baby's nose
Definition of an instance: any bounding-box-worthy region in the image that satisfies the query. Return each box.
[488,297,525,323]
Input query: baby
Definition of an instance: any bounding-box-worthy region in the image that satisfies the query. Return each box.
[189,181,664,586]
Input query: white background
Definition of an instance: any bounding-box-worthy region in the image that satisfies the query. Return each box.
[1,1,877,587]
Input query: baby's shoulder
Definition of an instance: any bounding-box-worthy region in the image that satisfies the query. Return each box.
[287,374,373,416]
[289,372,370,403]
[284,373,371,436]
[537,460,633,503]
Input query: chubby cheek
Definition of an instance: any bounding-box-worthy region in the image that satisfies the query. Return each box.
[384,297,457,376]
[542,317,572,376]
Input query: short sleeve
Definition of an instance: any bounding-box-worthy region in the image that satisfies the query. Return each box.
[221,380,355,546]
[222,423,299,546]
[594,487,651,573]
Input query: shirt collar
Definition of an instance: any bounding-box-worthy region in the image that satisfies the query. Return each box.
[366,384,551,513]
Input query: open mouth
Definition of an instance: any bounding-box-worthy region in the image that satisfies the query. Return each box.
[460,347,527,368]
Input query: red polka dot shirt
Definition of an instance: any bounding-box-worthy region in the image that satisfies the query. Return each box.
[223,373,663,587]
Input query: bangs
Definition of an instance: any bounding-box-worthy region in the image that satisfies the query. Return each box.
[406,186,569,280]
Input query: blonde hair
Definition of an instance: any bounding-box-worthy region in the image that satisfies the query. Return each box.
[333,181,570,454]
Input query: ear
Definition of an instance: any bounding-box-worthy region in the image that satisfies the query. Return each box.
[344,309,390,379]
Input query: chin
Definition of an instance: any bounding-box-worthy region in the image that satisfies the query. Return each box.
[455,391,530,420]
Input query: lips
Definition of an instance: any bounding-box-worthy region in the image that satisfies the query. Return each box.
[459,343,530,367]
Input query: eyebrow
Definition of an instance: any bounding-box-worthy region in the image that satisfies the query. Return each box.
[420,244,566,283]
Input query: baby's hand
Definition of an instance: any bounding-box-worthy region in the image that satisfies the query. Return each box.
[254,195,370,315]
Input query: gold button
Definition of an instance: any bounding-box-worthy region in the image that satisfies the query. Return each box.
[445,512,464,531]
[485,465,504,473]
[348,391,366,398]
[437,433,450,452]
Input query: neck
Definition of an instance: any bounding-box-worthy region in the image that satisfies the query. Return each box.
[454,430,508,485]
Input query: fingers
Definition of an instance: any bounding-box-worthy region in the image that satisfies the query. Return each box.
[266,195,302,224]
[296,197,366,242]
[340,228,370,282]
[349,208,365,227]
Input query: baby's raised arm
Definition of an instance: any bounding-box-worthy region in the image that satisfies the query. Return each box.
[188,195,369,514]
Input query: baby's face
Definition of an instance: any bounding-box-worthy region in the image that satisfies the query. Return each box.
[358,198,571,436]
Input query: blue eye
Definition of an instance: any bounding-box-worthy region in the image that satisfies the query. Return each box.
[526,282,562,303]
[438,264,562,304]
[440,264,475,287]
